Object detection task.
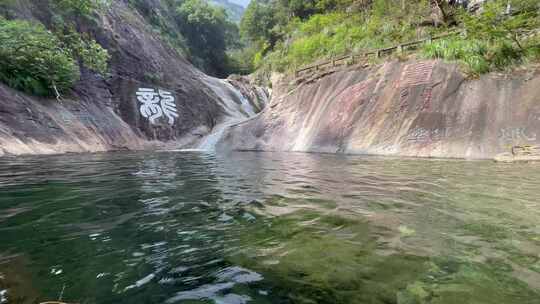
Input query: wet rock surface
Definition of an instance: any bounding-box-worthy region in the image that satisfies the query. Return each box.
[0,1,265,156]
[220,60,540,159]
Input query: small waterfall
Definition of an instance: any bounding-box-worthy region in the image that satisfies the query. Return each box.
[197,76,264,151]
[198,121,235,151]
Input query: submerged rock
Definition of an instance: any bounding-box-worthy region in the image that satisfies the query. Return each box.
[228,207,540,304]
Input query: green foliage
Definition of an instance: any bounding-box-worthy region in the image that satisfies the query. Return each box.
[422,37,490,74]
[75,37,110,75]
[50,0,102,17]
[226,47,257,74]
[242,0,540,75]
[126,0,246,76]
[246,0,433,72]
[240,0,277,46]
[423,0,540,75]
[48,0,111,76]
[56,28,110,75]
[0,0,111,96]
[240,0,434,72]
[175,0,240,77]
[127,0,190,57]
[461,0,539,47]
[525,35,540,61]
[0,18,80,96]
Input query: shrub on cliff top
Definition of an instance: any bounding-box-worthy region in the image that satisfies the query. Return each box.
[422,37,491,74]
[56,28,110,76]
[49,0,111,76]
[241,0,539,75]
[0,0,111,97]
[50,0,105,19]
[241,0,435,73]
[0,18,80,96]
[423,0,540,75]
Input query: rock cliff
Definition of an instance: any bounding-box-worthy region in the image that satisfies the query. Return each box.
[220,60,540,159]
[0,1,267,157]
[2,1,537,160]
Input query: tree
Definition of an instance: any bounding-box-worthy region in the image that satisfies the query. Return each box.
[175,0,237,77]
[240,0,277,45]
[49,0,111,76]
[461,0,540,50]
[50,0,102,18]
[0,18,80,96]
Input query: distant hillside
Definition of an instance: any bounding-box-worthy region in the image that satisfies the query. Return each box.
[230,0,251,7]
[210,0,245,22]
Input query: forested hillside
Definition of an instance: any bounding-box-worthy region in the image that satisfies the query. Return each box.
[1,0,538,97]
[211,0,246,22]
[240,0,540,76]
[0,0,246,97]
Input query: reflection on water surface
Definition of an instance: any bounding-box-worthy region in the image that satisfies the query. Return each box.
[0,151,539,303]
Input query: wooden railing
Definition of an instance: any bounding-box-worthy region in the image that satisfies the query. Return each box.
[294,31,460,77]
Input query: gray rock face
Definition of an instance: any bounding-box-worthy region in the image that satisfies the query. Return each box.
[219,60,540,159]
[0,82,147,156]
[0,1,265,156]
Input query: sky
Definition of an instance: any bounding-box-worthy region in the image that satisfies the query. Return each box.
[229,0,251,7]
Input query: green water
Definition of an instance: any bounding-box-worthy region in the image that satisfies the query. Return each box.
[0,151,539,304]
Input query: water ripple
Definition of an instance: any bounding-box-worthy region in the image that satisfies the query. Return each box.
[0,152,539,302]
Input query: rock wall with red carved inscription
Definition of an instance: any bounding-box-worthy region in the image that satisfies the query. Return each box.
[220,60,540,159]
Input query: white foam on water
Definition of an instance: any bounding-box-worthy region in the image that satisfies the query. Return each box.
[214,294,252,304]
[166,282,235,303]
[124,273,155,291]
[218,213,234,222]
[181,248,199,254]
[202,77,255,119]
[215,266,263,284]
[159,277,176,285]
[50,267,63,276]
[198,77,264,151]
[198,122,235,152]
[170,266,190,274]
[166,266,263,304]
[141,241,167,249]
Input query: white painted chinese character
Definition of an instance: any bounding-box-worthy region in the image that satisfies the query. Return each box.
[159,90,179,125]
[137,88,162,124]
[136,88,178,125]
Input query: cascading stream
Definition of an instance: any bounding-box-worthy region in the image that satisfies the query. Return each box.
[198,76,267,151]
